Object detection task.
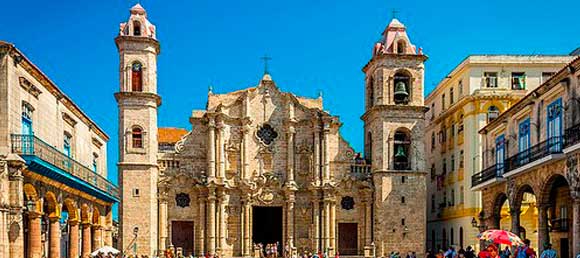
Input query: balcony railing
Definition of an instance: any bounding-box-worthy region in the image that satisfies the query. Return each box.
[550,218,569,232]
[565,123,580,148]
[350,163,371,180]
[11,134,119,200]
[393,161,411,170]
[472,164,503,188]
[504,136,563,173]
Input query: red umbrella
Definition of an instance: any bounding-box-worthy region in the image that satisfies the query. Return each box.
[477,229,524,246]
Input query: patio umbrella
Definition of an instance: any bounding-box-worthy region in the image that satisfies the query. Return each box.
[477,229,524,246]
[90,245,120,257]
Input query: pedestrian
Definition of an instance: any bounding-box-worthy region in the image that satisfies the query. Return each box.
[487,245,499,258]
[514,239,536,258]
[539,243,557,258]
[465,247,475,258]
[500,246,511,258]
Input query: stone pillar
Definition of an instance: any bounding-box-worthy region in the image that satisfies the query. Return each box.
[241,125,249,179]
[287,126,295,183]
[324,200,330,251]
[322,127,330,181]
[8,158,26,258]
[243,198,251,257]
[93,225,103,251]
[313,199,320,252]
[69,220,80,258]
[28,211,42,258]
[208,119,216,178]
[510,209,521,236]
[48,216,61,258]
[159,198,168,251]
[208,192,217,255]
[572,197,580,257]
[218,125,226,179]
[314,128,321,183]
[198,198,206,256]
[365,200,372,246]
[330,202,336,255]
[218,191,228,254]
[537,204,549,254]
[81,222,92,258]
[287,194,295,249]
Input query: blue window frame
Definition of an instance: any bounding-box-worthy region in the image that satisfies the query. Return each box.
[495,134,505,175]
[518,118,531,164]
[63,134,72,157]
[21,104,33,135]
[547,98,563,152]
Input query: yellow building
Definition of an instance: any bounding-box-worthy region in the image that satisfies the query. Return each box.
[474,56,580,258]
[425,55,575,251]
[0,42,119,258]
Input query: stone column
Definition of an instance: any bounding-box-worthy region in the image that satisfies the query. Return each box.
[243,198,251,256]
[330,201,336,254]
[69,220,80,258]
[93,224,103,251]
[159,198,168,251]
[537,204,549,254]
[48,216,61,258]
[287,194,295,249]
[324,200,330,252]
[81,222,92,258]
[208,119,216,178]
[8,158,25,258]
[208,191,217,255]
[218,125,226,179]
[322,127,330,182]
[28,211,42,258]
[218,191,228,254]
[312,199,320,252]
[314,128,321,183]
[510,208,521,236]
[242,123,250,180]
[572,196,580,257]
[287,126,295,183]
[198,197,206,256]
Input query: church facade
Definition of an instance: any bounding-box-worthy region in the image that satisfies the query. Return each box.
[117,5,427,257]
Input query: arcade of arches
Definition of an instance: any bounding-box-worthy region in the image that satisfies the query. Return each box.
[481,155,580,258]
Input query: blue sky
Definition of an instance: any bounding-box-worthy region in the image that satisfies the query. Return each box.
[1,0,579,199]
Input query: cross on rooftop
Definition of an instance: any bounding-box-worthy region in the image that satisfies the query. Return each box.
[392,9,399,19]
[261,55,272,74]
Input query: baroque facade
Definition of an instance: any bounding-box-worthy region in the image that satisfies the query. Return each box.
[424,55,575,251]
[473,56,580,258]
[117,5,427,258]
[0,41,118,258]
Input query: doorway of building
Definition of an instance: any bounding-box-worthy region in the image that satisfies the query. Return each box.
[338,223,358,255]
[252,206,283,254]
[560,238,569,258]
[172,221,194,256]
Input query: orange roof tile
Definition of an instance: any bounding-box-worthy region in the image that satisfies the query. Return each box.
[158,127,188,143]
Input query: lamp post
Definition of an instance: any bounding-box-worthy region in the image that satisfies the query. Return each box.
[133,226,139,256]
[471,212,487,250]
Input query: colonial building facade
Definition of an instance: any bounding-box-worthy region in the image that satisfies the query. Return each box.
[473,56,580,258]
[425,55,575,251]
[0,42,118,258]
[117,5,427,258]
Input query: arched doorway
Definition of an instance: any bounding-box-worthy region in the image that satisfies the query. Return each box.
[492,193,511,230]
[540,175,572,258]
[513,185,538,248]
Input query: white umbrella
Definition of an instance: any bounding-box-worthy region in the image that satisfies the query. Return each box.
[90,246,120,257]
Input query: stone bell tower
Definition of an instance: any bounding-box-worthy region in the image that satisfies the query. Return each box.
[361,18,428,255]
[115,4,161,256]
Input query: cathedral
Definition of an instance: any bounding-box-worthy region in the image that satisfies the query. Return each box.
[117,4,427,257]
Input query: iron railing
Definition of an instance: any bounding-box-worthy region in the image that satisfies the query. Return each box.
[504,136,563,173]
[472,164,503,188]
[11,134,119,199]
[565,123,580,148]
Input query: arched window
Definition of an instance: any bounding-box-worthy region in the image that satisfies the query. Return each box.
[459,227,464,248]
[450,227,454,246]
[393,129,411,170]
[394,72,411,104]
[132,127,143,148]
[365,132,373,164]
[131,62,143,92]
[397,40,406,54]
[487,105,500,122]
[133,21,141,36]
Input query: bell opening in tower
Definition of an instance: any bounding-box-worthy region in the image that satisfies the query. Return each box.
[252,206,283,255]
[393,72,411,104]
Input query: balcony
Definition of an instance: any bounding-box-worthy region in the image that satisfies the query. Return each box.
[11,134,119,203]
[564,122,580,153]
[350,163,371,180]
[471,164,505,191]
[549,218,569,232]
[503,136,564,178]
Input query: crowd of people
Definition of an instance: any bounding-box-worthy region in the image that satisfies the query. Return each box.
[424,239,578,258]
